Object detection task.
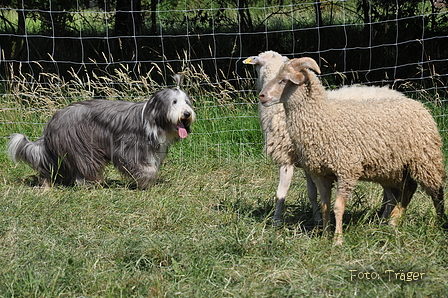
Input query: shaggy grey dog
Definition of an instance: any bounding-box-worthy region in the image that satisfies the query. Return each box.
[8,75,195,189]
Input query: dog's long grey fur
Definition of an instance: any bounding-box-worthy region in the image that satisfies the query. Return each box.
[8,78,195,189]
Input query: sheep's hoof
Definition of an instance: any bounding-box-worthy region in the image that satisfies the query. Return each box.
[333,234,344,246]
[441,221,448,231]
[272,217,284,228]
[388,217,399,227]
[314,218,323,229]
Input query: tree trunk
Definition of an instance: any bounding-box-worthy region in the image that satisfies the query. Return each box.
[315,1,323,28]
[9,8,27,76]
[150,0,157,34]
[238,0,253,32]
[114,0,142,62]
[115,0,142,36]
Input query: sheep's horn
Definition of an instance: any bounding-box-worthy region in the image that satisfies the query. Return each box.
[288,57,321,74]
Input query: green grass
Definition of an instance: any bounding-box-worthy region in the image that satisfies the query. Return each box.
[2,93,448,297]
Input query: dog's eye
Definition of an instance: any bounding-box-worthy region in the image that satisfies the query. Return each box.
[173,100,177,104]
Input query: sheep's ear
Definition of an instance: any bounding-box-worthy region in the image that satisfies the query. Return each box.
[172,73,184,87]
[289,57,321,74]
[288,72,306,85]
[285,62,306,85]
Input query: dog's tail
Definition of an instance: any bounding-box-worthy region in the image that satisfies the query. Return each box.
[8,133,53,173]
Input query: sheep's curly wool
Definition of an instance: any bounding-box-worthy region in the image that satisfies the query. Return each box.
[246,52,421,226]
[260,57,446,244]
[328,85,406,101]
[256,56,413,170]
[285,71,444,189]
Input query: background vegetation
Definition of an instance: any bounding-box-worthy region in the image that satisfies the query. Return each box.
[0,0,447,89]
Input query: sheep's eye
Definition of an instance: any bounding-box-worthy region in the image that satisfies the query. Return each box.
[173,100,177,104]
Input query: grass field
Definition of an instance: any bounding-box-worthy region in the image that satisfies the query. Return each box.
[1,79,448,297]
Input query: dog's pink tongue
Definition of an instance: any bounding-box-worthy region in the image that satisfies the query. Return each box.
[177,123,188,139]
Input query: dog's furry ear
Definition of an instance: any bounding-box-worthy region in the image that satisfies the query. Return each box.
[172,73,184,88]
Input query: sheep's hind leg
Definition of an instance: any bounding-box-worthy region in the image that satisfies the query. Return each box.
[380,187,400,224]
[387,177,417,226]
[429,186,447,228]
[305,172,321,226]
[313,176,332,233]
[272,164,294,226]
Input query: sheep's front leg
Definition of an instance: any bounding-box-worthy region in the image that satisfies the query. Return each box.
[334,179,355,246]
[273,164,294,225]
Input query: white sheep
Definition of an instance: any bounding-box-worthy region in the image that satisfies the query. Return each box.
[244,51,416,227]
[243,51,321,225]
[259,57,446,244]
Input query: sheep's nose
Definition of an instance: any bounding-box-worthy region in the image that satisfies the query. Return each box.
[183,110,191,118]
[259,93,272,106]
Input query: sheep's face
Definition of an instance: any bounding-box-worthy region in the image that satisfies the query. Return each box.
[259,63,305,107]
[259,57,321,107]
[258,75,289,107]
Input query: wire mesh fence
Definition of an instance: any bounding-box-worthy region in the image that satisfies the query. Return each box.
[1,0,447,151]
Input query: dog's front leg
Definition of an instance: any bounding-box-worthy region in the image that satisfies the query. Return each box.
[75,172,86,186]
[135,165,158,189]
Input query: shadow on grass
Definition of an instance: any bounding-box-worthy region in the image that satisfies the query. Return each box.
[213,193,399,236]
[13,175,170,190]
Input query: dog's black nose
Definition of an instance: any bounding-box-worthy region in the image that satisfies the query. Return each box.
[183,111,191,118]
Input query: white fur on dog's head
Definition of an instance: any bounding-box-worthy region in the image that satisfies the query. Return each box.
[142,83,195,145]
